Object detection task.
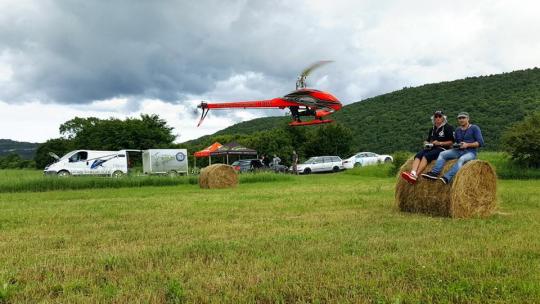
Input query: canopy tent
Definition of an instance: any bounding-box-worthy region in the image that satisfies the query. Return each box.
[193,142,222,166]
[210,142,258,165]
[194,142,222,158]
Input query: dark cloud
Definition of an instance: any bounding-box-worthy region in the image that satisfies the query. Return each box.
[0,1,343,105]
[0,0,538,108]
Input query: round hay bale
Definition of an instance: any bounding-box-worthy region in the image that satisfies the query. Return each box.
[199,164,238,189]
[395,157,497,218]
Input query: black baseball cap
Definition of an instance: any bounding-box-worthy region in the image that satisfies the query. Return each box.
[434,110,444,116]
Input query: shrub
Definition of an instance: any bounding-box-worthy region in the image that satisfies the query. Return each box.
[501,112,540,168]
[389,151,413,176]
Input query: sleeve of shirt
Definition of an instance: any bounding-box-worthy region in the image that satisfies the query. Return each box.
[472,125,485,147]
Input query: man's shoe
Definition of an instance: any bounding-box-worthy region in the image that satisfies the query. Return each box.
[401,171,417,184]
[439,176,449,185]
[421,171,439,180]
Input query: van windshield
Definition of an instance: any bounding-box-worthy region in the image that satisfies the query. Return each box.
[59,151,76,161]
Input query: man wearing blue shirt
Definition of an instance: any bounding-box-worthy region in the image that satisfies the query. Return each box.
[422,112,484,184]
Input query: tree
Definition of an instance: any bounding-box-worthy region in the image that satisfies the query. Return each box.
[501,111,540,167]
[34,138,75,169]
[304,123,354,158]
[34,114,176,169]
[58,114,175,150]
[0,153,35,169]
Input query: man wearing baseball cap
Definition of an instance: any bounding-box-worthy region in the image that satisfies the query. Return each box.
[422,111,484,184]
[401,110,454,184]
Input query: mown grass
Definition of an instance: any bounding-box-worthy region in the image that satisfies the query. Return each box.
[0,171,539,303]
[0,152,536,194]
[0,170,293,193]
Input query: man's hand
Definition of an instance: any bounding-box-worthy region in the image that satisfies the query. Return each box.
[460,142,468,149]
[432,140,440,146]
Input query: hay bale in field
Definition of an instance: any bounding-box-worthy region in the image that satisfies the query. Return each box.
[395,158,497,218]
[199,164,238,189]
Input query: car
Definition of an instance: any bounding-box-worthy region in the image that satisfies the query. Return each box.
[342,152,393,169]
[232,159,289,173]
[292,156,344,174]
[231,159,263,173]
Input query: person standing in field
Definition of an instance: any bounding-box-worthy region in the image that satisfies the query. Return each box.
[401,110,454,184]
[272,154,281,166]
[292,150,298,175]
[422,112,484,184]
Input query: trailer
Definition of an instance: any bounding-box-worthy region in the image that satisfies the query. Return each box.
[142,149,188,176]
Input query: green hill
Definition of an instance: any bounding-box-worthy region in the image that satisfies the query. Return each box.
[0,139,39,159]
[186,68,540,153]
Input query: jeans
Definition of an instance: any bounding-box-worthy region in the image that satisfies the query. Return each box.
[431,149,477,181]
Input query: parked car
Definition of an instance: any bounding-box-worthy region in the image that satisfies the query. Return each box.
[232,159,288,173]
[231,159,262,173]
[342,152,393,169]
[292,156,344,174]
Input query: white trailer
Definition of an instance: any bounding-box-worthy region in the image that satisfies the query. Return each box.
[142,149,188,176]
[44,150,135,177]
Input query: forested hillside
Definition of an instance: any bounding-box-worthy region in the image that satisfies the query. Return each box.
[0,139,39,159]
[186,68,540,153]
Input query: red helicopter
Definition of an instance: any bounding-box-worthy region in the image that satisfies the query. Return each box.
[197,61,342,127]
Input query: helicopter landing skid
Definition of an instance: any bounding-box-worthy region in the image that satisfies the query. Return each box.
[289,119,333,126]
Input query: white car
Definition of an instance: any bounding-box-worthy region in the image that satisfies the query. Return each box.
[342,152,393,169]
[293,156,344,174]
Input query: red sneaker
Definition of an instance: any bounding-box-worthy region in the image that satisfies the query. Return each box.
[401,171,417,184]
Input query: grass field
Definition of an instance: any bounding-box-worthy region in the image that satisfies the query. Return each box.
[1,167,539,303]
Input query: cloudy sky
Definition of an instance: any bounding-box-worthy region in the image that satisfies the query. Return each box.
[1,0,539,143]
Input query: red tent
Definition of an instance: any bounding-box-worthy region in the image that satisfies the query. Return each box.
[194,142,222,166]
[194,142,222,158]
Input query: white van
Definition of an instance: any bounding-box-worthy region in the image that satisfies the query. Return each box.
[44,150,135,177]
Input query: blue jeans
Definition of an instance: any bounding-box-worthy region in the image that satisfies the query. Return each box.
[431,149,477,181]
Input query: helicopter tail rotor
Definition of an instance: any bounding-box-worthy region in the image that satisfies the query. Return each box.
[197,102,210,127]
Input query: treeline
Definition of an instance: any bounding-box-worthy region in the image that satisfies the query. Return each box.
[32,114,356,169]
[0,153,36,169]
[191,68,540,153]
[0,139,38,159]
[185,122,355,167]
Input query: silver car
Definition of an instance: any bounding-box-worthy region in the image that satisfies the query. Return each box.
[293,156,344,174]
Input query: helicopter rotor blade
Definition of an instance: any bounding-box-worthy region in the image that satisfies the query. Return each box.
[296,60,333,89]
[300,60,333,79]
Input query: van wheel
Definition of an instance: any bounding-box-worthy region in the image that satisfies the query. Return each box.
[57,170,70,177]
[167,170,178,177]
[333,166,340,172]
[384,157,392,163]
[112,170,124,178]
[304,168,311,174]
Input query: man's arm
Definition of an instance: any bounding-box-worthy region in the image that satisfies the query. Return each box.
[462,141,480,148]
[462,125,484,149]
[473,125,484,147]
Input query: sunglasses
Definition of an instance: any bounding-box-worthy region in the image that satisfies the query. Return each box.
[458,116,467,119]
[434,115,443,118]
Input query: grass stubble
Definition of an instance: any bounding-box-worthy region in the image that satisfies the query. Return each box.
[0,164,539,302]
